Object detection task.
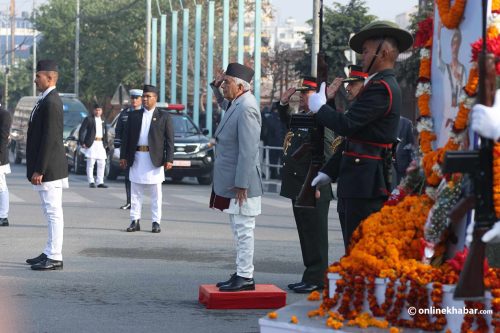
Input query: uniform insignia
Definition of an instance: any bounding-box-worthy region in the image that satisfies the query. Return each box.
[153,118,157,121]
[330,136,344,154]
[283,131,294,155]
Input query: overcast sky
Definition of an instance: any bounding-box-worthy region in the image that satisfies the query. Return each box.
[2,0,419,24]
[271,0,419,25]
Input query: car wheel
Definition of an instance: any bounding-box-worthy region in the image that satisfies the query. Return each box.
[197,174,212,185]
[171,177,184,183]
[14,143,22,164]
[74,152,85,175]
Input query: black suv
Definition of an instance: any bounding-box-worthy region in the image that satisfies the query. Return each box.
[107,107,214,185]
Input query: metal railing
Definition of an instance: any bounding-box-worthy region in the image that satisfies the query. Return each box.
[259,143,283,181]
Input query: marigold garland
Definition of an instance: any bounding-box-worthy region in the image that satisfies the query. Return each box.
[436,0,466,29]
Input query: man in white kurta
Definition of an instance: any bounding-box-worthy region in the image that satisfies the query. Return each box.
[80,105,108,188]
[26,59,68,271]
[209,63,263,292]
[120,84,174,233]
[0,101,11,226]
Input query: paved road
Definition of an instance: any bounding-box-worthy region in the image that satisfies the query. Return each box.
[0,164,344,333]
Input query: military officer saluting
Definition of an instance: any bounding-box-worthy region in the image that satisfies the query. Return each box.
[309,21,413,251]
[278,76,334,293]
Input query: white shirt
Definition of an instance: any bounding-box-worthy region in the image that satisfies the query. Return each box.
[30,86,56,122]
[138,108,155,145]
[95,116,103,138]
[364,72,378,86]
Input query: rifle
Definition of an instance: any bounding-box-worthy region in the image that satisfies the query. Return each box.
[291,0,328,208]
[442,0,496,300]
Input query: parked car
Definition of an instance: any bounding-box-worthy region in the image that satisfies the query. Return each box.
[107,105,214,185]
[9,94,88,164]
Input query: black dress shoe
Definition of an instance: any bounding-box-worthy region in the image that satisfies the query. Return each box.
[287,281,305,290]
[126,220,140,232]
[120,203,131,210]
[152,222,161,233]
[293,283,322,294]
[216,272,237,287]
[219,275,255,292]
[97,184,108,188]
[31,258,63,271]
[89,183,96,188]
[26,253,47,265]
[0,217,8,226]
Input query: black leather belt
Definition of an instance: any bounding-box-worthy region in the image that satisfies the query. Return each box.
[136,146,149,152]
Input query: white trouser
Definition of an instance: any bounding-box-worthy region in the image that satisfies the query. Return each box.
[86,158,106,185]
[0,173,8,218]
[130,182,162,222]
[39,187,64,261]
[229,214,256,278]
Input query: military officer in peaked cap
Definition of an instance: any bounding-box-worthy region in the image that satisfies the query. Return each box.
[120,84,174,234]
[309,21,413,251]
[278,76,335,293]
[209,62,263,292]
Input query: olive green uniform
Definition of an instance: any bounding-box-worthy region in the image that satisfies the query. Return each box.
[278,103,334,287]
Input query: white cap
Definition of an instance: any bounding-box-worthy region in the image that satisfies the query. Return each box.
[129,89,143,97]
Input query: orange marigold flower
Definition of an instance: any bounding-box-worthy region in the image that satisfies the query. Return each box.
[436,0,466,29]
[290,315,298,324]
[307,290,321,301]
[267,311,278,319]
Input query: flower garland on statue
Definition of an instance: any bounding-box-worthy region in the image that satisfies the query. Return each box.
[436,0,466,29]
[310,2,500,331]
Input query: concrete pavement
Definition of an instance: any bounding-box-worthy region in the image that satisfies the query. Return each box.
[0,164,344,333]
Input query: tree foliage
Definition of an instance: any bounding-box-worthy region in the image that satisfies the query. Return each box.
[295,0,376,78]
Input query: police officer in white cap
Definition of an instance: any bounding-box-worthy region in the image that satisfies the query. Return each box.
[114,88,143,209]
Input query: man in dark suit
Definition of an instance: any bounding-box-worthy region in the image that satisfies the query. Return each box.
[79,101,108,188]
[278,76,334,293]
[120,84,174,233]
[309,21,413,251]
[0,95,11,226]
[114,89,143,209]
[25,59,68,271]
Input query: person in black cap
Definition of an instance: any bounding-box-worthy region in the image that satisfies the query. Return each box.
[209,63,263,292]
[276,75,334,293]
[120,84,174,234]
[0,94,11,227]
[308,21,413,251]
[79,100,108,188]
[114,88,144,209]
[25,59,68,270]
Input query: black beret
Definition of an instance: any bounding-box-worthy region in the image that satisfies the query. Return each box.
[142,84,159,95]
[225,63,254,83]
[36,59,58,72]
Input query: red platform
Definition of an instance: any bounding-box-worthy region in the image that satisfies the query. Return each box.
[198,284,287,309]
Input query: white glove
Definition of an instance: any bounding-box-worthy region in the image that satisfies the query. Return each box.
[311,171,331,187]
[113,147,120,159]
[482,221,500,243]
[308,82,327,113]
[471,89,500,141]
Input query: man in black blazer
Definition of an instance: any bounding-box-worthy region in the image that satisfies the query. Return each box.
[25,59,68,271]
[0,96,11,226]
[120,84,174,233]
[79,102,108,188]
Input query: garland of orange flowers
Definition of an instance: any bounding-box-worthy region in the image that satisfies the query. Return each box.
[436,0,466,29]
